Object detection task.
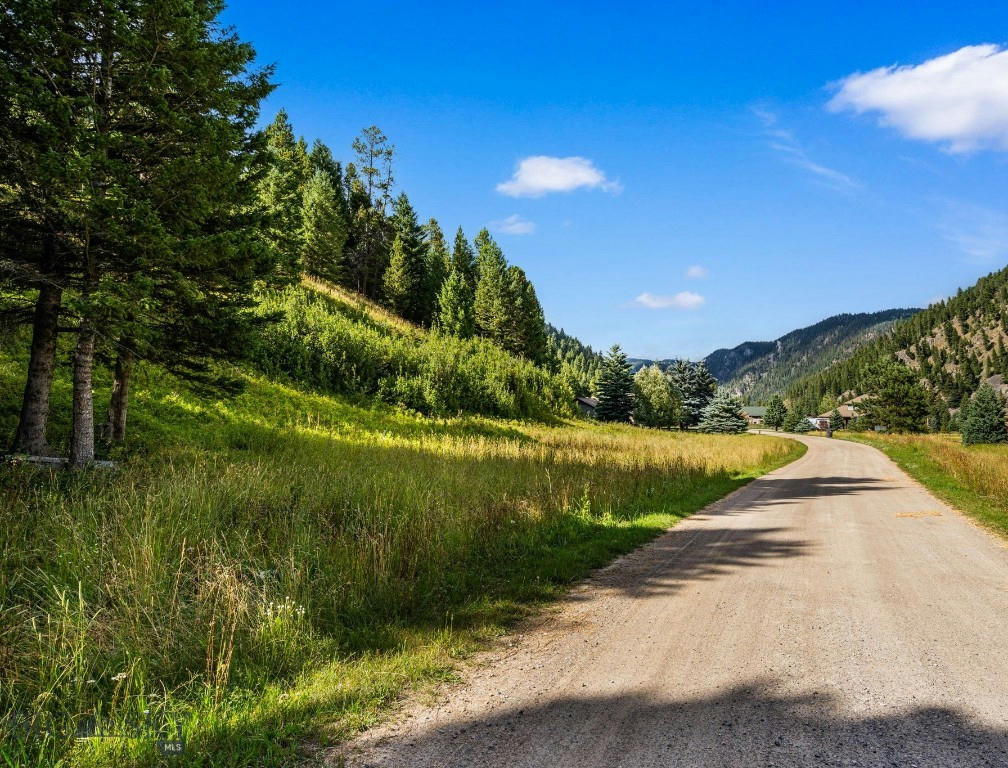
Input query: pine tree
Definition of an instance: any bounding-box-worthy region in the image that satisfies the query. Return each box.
[436,268,475,337]
[698,390,749,433]
[300,171,347,283]
[384,193,426,322]
[633,364,681,428]
[260,110,309,278]
[505,265,548,363]
[595,345,635,422]
[961,384,1008,445]
[861,361,929,433]
[473,229,512,347]
[765,394,787,429]
[3,0,274,463]
[421,219,450,326]
[451,227,476,283]
[383,234,412,318]
[666,360,718,428]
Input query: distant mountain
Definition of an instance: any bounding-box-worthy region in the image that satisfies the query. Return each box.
[704,309,919,403]
[789,265,1008,414]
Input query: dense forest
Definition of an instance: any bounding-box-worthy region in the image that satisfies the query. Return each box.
[787,266,1008,415]
[704,309,918,403]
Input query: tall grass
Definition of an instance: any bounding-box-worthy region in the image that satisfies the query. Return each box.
[1,336,801,766]
[842,432,1008,538]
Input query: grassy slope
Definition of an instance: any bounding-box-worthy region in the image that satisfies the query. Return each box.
[839,432,1008,539]
[1,302,804,768]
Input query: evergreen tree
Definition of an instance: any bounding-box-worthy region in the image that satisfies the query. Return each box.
[421,219,450,326]
[861,361,929,433]
[782,407,805,433]
[473,229,512,347]
[3,0,274,463]
[450,226,476,283]
[345,127,394,298]
[505,265,548,363]
[383,234,412,318]
[765,394,787,430]
[829,408,843,431]
[300,171,347,283]
[595,344,635,423]
[961,384,1008,445]
[260,110,309,278]
[633,364,681,428]
[697,389,748,434]
[436,268,475,337]
[666,360,718,428]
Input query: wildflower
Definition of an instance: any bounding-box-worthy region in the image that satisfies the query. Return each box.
[112,672,128,682]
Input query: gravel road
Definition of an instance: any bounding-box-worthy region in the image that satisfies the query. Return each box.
[336,435,1008,767]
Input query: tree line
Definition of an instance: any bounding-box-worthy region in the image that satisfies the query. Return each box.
[590,347,748,433]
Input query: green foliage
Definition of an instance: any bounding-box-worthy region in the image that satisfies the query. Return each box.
[782,406,806,433]
[436,268,475,338]
[698,389,748,434]
[666,360,717,428]
[383,193,426,323]
[300,171,347,283]
[765,394,787,429]
[421,219,450,326]
[859,361,929,433]
[473,229,512,347]
[547,325,604,397]
[595,345,635,423]
[252,282,574,419]
[961,384,1008,445]
[633,364,681,428]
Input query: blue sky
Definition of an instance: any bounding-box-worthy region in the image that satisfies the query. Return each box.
[221,1,1008,359]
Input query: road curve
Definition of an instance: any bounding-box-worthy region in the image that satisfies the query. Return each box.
[336,435,1008,768]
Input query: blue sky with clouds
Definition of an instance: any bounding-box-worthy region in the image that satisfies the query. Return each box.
[221,1,1008,359]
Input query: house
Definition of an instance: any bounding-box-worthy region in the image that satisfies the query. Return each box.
[575,396,599,418]
[740,405,767,425]
[814,396,866,429]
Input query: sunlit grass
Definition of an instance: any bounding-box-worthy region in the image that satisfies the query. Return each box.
[1,339,802,767]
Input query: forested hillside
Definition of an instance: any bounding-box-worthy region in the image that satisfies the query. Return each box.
[788,266,1008,414]
[546,325,604,396]
[705,309,918,403]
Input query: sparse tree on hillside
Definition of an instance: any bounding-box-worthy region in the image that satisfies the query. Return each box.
[383,193,426,322]
[961,384,1008,445]
[633,364,681,428]
[698,390,748,434]
[765,394,787,430]
[595,345,635,423]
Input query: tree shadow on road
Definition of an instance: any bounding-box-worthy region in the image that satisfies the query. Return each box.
[341,677,1008,767]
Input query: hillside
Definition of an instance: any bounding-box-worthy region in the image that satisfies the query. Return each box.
[250,278,576,420]
[788,266,1008,414]
[705,309,918,402]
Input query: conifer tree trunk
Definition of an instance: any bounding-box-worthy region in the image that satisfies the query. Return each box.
[69,319,96,468]
[106,349,132,443]
[12,283,62,455]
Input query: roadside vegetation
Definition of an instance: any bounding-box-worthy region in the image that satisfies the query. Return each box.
[0,336,801,767]
[840,432,1008,539]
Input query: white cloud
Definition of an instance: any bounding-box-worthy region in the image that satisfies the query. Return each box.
[685,265,708,279]
[496,155,621,198]
[829,44,1008,153]
[633,291,705,310]
[489,214,535,235]
[753,107,857,189]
